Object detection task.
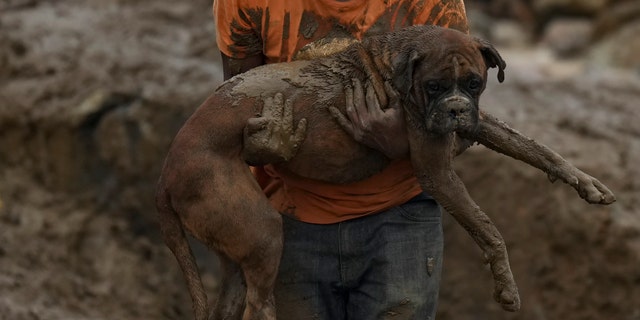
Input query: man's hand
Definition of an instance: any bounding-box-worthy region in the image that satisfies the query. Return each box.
[242,93,307,165]
[330,78,409,159]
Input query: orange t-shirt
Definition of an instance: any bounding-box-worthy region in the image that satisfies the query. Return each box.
[214,0,469,224]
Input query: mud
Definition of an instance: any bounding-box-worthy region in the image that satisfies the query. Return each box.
[228,21,261,58]
[299,11,320,39]
[1,1,639,320]
[243,93,307,165]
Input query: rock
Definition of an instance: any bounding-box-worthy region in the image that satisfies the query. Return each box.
[588,20,640,70]
[533,0,609,16]
[467,8,493,40]
[542,18,593,58]
[489,20,531,47]
[592,0,640,40]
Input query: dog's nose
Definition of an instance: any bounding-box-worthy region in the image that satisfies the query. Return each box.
[443,96,472,118]
[448,104,468,118]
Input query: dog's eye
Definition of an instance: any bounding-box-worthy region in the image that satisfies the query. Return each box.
[426,81,440,93]
[468,78,481,91]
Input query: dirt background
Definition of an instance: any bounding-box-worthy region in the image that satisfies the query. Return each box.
[1,0,639,319]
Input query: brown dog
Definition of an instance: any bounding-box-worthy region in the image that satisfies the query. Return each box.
[156,25,615,320]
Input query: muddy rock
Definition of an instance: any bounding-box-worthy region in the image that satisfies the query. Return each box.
[588,20,640,70]
[0,0,221,213]
[489,20,531,48]
[592,0,640,39]
[542,18,593,58]
[533,0,609,17]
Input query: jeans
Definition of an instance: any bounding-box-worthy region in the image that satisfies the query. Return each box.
[274,193,443,320]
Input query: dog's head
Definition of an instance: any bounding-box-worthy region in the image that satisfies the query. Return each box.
[389,26,506,135]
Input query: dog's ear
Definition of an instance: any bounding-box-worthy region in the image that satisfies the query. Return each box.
[391,49,420,98]
[475,38,506,83]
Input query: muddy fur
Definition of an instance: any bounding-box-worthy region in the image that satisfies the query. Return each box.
[156,25,615,320]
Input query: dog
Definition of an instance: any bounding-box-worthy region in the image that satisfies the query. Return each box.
[156,25,615,320]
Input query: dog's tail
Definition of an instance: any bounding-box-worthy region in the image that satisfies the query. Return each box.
[156,188,209,320]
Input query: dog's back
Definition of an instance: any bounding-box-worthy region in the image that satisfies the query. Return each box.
[163,55,391,192]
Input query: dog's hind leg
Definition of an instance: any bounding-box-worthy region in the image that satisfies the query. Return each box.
[407,132,520,312]
[157,191,209,320]
[181,160,282,320]
[210,256,245,320]
[211,219,281,320]
[238,229,282,320]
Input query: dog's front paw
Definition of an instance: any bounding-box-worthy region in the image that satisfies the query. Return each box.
[494,282,521,312]
[486,251,521,312]
[578,174,616,204]
[557,170,616,205]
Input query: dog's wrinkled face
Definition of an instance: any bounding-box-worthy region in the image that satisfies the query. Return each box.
[392,27,506,135]
[416,51,485,134]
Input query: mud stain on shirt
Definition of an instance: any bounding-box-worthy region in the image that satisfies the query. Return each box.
[300,11,320,39]
[228,8,265,57]
[279,12,291,62]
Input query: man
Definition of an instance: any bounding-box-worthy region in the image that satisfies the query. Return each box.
[214,1,469,318]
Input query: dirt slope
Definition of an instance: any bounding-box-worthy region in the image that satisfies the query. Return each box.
[440,49,640,320]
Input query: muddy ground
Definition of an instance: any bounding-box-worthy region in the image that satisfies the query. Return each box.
[1,0,639,319]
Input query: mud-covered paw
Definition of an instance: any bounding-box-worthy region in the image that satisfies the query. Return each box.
[494,282,521,312]
[574,172,616,205]
[488,256,521,312]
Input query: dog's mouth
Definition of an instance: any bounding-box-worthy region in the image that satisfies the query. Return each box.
[425,95,479,135]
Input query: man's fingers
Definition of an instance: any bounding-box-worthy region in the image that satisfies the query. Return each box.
[246,117,270,135]
[352,78,367,118]
[292,118,308,147]
[352,78,370,129]
[262,93,284,119]
[345,84,360,125]
[260,95,274,117]
[384,81,401,110]
[273,92,283,107]
[282,98,293,133]
[365,82,382,115]
[329,106,355,136]
[272,92,284,119]
[370,76,388,107]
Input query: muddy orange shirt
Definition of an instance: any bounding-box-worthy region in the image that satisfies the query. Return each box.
[214,0,469,224]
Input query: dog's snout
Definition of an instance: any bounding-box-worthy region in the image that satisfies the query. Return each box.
[448,104,468,118]
[443,96,472,118]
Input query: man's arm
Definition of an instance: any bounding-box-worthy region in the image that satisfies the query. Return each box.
[221,53,265,80]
